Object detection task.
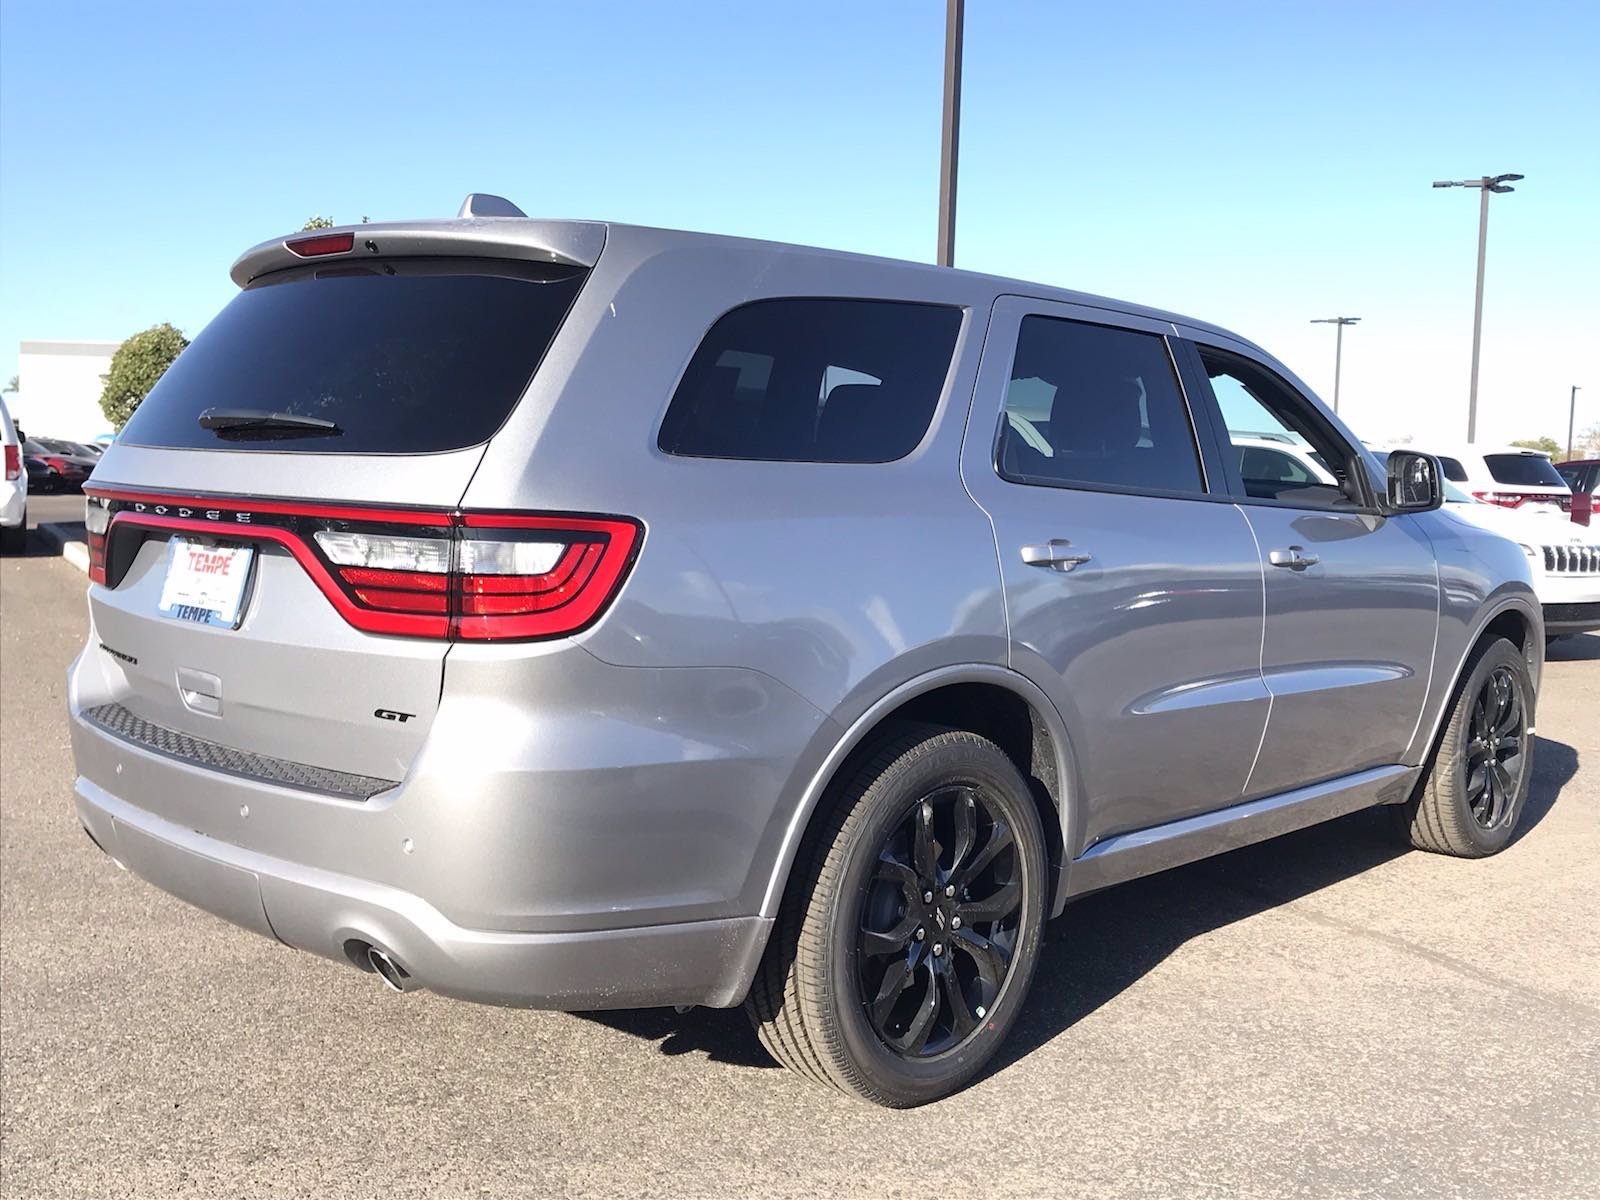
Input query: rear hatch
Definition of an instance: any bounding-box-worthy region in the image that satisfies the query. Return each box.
[83,242,594,788]
[1476,451,1573,518]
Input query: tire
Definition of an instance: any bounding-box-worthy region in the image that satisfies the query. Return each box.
[1396,637,1533,857]
[0,515,24,554]
[746,724,1048,1106]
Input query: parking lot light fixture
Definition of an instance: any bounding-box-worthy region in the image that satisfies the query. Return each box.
[1309,317,1360,413]
[1432,174,1524,443]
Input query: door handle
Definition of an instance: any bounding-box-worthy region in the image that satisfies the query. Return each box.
[1268,546,1320,571]
[1020,540,1092,572]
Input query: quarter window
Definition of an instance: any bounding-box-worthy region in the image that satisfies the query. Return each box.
[996,317,1204,495]
[657,299,962,463]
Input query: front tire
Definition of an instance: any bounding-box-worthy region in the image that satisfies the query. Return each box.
[747,725,1048,1106]
[1397,637,1533,857]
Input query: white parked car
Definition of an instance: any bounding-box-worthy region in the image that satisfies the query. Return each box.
[1,394,27,554]
[1414,443,1573,519]
[1365,448,1598,640]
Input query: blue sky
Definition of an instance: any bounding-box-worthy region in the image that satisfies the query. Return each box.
[2,0,1597,446]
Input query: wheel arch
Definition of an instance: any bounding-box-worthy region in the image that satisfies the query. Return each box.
[759,664,1080,922]
[1410,596,1542,771]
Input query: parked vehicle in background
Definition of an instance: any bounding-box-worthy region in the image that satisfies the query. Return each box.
[1556,458,1597,527]
[1376,450,1599,641]
[68,199,1544,1106]
[1416,443,1573,518]
[23,456,54,493]
[0,395,27,553]
[21,438,93,492]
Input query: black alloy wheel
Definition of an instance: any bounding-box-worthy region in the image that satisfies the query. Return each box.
[1463,664,1527,832]
[856,785,1022,1058]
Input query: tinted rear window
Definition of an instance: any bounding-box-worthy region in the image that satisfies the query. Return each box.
[1484,453,1567,487]
[657,299,962,463]
[119,259,587,454]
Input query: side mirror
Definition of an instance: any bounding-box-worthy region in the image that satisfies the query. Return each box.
[1384,450,1443,513]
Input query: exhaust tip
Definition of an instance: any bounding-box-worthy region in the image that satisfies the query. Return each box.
[365,946,412,993]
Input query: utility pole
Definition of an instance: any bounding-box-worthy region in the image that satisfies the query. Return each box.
[1432,173,1523,443]
[1569,385,1583,460]
[1309,317,1360,413]
[936,0,964,267]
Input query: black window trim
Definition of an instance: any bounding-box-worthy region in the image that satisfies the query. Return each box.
[987,313,1234,504]
[654,295,968,467]
[1173,336,1381,515]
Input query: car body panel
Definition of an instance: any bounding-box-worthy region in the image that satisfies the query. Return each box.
[65,213,1545,1011]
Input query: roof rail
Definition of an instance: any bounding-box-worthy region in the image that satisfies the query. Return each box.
[457,193,527,219]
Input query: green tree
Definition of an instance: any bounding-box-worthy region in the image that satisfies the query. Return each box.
[100,324,189,429]
[1510,436,1562,456]
[301,216,371,229]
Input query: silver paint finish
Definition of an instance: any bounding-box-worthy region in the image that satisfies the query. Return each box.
[67,216,1541,1010]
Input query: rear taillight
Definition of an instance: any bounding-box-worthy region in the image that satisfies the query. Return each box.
[85,495,110,583]
[3,444,17,481]
[86,491,641,642]
[1472,490,1533,509]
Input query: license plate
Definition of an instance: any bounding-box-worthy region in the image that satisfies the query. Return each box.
[158,537,255,629]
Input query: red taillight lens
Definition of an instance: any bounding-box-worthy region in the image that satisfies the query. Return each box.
[86,492,642,642]
[453,514,640,641]
[286,232,355,257]
[3,444,17,481]
[1472,490,1529,508]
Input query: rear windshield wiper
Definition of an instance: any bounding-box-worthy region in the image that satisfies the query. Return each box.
[197,407,342,437]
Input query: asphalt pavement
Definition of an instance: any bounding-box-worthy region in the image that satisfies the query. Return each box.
[2,541,1597,1199]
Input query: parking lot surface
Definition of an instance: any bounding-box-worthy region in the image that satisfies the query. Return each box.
[3,544,1597,1199]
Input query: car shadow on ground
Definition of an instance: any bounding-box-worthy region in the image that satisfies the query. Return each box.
[1547,632,1600,662]
[572,732,1579,1077]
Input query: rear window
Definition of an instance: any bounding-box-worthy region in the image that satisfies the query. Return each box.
[119,258,588,454]
[657,299,962,463]
[1483,453,1567,487]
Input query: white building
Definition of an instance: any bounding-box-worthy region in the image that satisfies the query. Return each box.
[12,340,119,442]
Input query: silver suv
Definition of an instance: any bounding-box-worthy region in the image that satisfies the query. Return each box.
[68,196,1542,1106]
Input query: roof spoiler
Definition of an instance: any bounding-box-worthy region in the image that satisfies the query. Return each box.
[229,201,605,286]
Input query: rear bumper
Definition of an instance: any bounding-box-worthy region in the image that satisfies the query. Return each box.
[75,774,771,1010]
[0,480,23,525]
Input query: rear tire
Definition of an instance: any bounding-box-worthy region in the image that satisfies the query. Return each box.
[0,516,24,554]
[747,725,1048,1107]
[1396,637,1532,857]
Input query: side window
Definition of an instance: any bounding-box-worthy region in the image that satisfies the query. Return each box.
[1438,456,1469,482]
[997,316,1204,495]
[1198,347,1363,508]
[657,299,962,463]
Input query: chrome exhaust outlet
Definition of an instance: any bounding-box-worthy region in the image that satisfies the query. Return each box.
[366,946,412,993]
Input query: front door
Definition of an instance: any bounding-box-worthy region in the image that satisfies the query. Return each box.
[1179,336,1440,798]
[962,298,1270,852]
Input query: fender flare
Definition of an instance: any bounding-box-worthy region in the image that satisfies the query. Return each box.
[1408,594,1543,769]
[757,662,1080,919]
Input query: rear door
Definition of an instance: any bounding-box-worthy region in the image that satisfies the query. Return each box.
[82,255,590,784]
[962,297,1269,850]
[1176,335,1439,798]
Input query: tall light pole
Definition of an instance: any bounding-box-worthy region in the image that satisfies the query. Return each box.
[936,0,963,267]
[1569,386,1583,460]
[1433,173,1523,443]
[1309,316,1360,413]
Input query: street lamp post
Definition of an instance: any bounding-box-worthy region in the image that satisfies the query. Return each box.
[936,0,964,267]
[1309,316,1360,413]
[1432,173,1523,443]
[1569,385,1583,460]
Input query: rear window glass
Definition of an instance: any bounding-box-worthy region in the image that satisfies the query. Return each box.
[118,259,588,454]
[657,299,962,463]
[1484,453,1567,487]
